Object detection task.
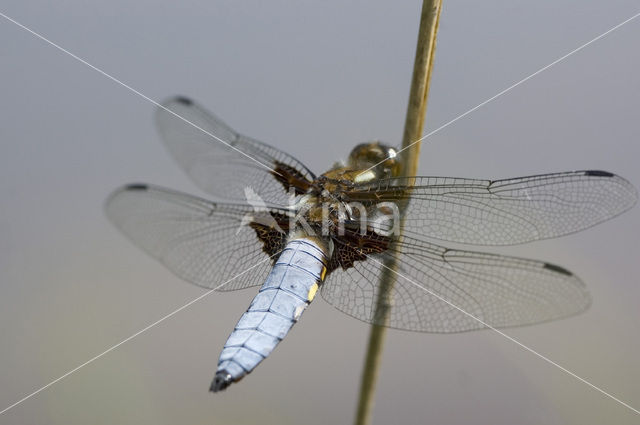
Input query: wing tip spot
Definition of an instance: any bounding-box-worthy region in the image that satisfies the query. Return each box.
[125,183,148,191]
[543,262,573,276]
[584,170,614,177]
[175,96,193,106]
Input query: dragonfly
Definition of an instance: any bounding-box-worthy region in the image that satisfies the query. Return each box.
[105,96,637,392]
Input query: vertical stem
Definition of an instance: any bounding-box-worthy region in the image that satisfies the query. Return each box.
[400,0,442,175]
[353,1,442,424]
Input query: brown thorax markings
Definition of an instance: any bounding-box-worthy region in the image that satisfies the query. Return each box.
[253,141,403,272]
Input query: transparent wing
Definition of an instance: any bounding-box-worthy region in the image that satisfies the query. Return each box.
[350,170,637,246]
[105,184,289,291]
[156,96,315,206]
[321,234,590,333]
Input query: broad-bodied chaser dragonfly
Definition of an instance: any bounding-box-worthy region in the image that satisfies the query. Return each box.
[106,96,637,392]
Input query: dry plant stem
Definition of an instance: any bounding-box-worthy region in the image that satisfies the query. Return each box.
[353,1,443,424]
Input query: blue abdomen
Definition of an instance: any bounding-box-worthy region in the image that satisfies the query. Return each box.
[211,238,328,391]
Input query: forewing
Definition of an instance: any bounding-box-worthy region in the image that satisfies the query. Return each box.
[349,170,637,245]
[321,235,590,332]
[155,96,315,206]
[105,184,290,291]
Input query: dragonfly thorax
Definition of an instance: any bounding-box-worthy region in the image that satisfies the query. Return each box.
[318,141,400,186]
[347,141,401,180]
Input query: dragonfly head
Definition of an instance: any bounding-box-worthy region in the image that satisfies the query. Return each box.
[347,142,401,181]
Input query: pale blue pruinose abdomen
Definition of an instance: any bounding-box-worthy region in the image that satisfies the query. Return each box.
[211,238,329,392]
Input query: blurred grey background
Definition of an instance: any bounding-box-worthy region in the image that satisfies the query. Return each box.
[1,1,639,424]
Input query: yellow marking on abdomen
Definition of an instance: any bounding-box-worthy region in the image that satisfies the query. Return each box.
[307,282,319,302]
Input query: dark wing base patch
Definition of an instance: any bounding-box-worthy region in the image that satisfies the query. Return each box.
[249,212,292,259]
[271,161,312,195]
[328,229,392,272]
